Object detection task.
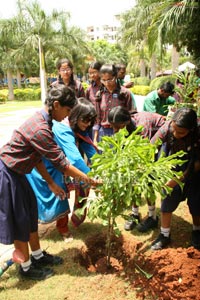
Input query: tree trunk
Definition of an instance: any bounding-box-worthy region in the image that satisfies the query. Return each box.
[39,37,47,103]
[7,69,14,100]
[140,59,146,77]
[171,45,179,73]
[17,69,22,88]
[150,54,157,80]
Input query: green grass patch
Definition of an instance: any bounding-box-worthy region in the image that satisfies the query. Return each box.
[0,101,42,113]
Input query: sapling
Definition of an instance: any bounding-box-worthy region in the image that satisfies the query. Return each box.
[83,128,185,267]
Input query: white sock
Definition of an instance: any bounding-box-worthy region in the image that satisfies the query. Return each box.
[161,227,170,237]
[193,225,200,231]
[21,259,31,272]
[148,205,156,219]
[32,249,43,260]
[132,206,139,216]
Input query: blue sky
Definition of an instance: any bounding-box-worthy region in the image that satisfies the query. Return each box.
[1,0,135,28]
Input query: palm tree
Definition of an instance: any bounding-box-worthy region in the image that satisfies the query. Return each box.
[148,1,200,67]
[14,0,70,102]
[0,17,22,100]
[119,0,200,78]
[16,0,91,102]
[119,1,160,79]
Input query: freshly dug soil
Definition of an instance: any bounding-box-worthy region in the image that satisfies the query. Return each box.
[76,232,200,300]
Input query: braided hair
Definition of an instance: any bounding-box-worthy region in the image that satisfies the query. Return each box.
[45,84,77,127]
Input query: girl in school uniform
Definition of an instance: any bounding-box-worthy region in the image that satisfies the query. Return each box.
[0,85,96,280]
[52,58,85,98]
[93,64,132,146]
[27,98,97,242]
[150,108,200,250]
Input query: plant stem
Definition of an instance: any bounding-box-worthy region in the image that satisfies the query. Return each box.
[134,262,153,279]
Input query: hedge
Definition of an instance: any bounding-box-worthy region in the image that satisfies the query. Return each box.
[130,85,150,96]
[0,88,41,102]
[133,77,151,86]
[0,90,8,103]
[14,88,41,101]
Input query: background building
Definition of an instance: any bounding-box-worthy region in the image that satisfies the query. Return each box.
[86,15,120,44]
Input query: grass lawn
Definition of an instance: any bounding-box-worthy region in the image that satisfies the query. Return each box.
[0,100,42,113]
[0,198,192,300]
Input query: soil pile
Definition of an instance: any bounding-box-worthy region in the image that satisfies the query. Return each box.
[77,232,200,300]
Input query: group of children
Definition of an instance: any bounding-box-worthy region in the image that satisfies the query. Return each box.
[1,58,200,281]
[108,106,200,250]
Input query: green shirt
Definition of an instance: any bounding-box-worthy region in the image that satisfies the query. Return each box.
[143,90,175,116]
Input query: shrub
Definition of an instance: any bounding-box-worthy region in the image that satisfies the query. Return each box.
[150,76,176,91]
[133,77,151,86]
[0,90,8,103]
[14,88,41,101]
[130,85,150,95]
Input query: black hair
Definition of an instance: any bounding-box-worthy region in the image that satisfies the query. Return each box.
[108,106,136,136]
[45,84,77,127]
[89,61,103,71]
[88,61,103,85]
[69,97,97,132]
[56,58,76,88]
[100,64,118,77]
[96,64,126,102]
[172,107,197,130]
[108,106,131,123]
[56,58,73,70]
[115,63,127,72]
[160,81,175,94]
[167,107,198,178]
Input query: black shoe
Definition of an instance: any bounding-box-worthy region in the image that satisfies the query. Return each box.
[19,264,54,280]
[151,233,171,250]
[124,214,140,231]
[137,216,158,233]
[191,230,200,250]
[31,251,63,267]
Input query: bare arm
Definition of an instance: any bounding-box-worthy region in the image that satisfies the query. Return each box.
[36,161,66,200]
[64,164,99,187]
[93,130,99,147]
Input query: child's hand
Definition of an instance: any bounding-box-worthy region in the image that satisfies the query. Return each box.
[90,177,103,187]
[165,179,178,188]
[123,82,134,88]
[82,177,102,188]
[48,182,66,200]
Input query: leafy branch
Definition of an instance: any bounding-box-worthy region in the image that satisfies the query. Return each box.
[86,128,185,267]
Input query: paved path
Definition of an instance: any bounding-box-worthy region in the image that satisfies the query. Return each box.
[0,108,39,147]
[134,95,145,112]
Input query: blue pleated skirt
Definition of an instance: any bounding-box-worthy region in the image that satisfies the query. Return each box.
[0,160,38,244]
